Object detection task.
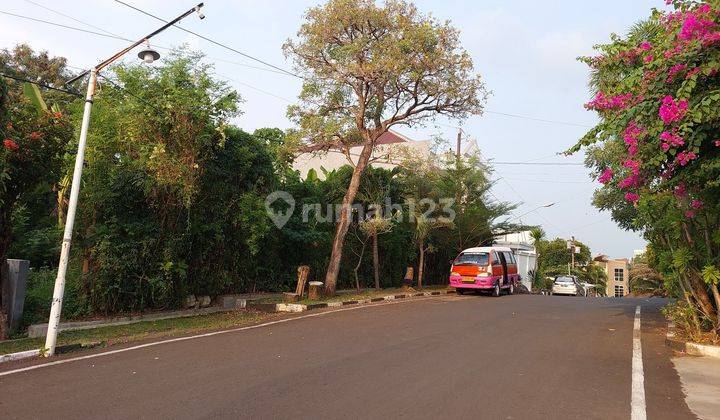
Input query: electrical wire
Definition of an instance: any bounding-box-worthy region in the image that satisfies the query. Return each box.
[0,10,126,40]
[112,0,302,79]
[22,0,123,38]
[0,72,82,96]
[484,111,592,128]
[1,7,297,78]
[491,161,584,166]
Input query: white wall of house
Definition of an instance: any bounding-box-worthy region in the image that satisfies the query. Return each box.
[292,140,432,180]
[494,230,538,292]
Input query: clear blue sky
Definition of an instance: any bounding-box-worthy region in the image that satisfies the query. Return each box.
[0,0,668,258]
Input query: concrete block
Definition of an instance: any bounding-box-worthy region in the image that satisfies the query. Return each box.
[3,259,29,332]
[216,295,236,310]
[198,295,211,308]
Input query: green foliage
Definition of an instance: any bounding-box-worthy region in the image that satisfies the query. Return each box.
[22,82,47,113]
[701,265,720,286]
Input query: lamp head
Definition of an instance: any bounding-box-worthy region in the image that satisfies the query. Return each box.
[195,4,205,19]
[138,47,160,64]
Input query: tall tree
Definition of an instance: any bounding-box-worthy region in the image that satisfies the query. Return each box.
[284,0,487,295]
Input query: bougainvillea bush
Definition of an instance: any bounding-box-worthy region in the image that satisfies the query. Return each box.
[572,1,720,337]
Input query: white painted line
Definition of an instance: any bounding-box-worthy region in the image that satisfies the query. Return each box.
[0,296,437,378]
[631,305,646,420]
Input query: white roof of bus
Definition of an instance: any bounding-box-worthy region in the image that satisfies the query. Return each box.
[460,246,512,254]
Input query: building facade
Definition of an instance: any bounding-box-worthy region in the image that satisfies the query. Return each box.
[494,231,538,292]
[292,130,432,180]
[593,255,630,297]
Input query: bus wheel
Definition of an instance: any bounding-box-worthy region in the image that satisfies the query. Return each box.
[456,288,465,295]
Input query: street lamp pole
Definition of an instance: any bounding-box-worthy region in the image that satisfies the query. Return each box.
[508,202,555,222]
[44,3,205,357]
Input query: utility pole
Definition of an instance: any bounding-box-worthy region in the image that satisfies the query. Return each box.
[456,129,462,159]
[571,236,575,273]
[43,3,205,357]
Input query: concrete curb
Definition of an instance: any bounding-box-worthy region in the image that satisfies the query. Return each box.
[27,306,229,338]
[247,289,456,314]
[666,321,720,359]
[0,341,104,364]
[0,349,40,364]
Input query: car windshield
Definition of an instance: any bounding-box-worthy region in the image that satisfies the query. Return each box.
[555,277,575,284]
[454,253,489,266]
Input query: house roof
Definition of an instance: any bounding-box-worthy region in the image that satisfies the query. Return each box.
[460,246,513,254]
[376,130,411,145]
[300,130,411,153]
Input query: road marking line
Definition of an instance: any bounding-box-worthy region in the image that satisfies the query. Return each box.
[0,296,436,378]
[631,305,646,420]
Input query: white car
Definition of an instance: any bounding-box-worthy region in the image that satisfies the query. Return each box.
[551,276,581,296]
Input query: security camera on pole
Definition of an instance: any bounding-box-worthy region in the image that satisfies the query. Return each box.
[43,3,206,357]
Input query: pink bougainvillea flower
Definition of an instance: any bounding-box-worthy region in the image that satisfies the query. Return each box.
[619,49,639,64]
[599,168,613,184]
[703,32,720,45]
[659,96,688,124]
[643,54,654,64]
[685,210,696,218]
[678,8,716,42]
[691,199,704,209]
[675,150,698,166]
[625,192,640,203]
[3,138,19,151]
[674,183,687,198]
[660,130,685,151]
[639,41,652,50]
[585,92,635,111]
[686,67,701,79]
[623,159,641,175]
[623,122,644,156]
[714,140,720,147]
[667,63,688,81]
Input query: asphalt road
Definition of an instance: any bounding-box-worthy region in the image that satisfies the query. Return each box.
[0,294,696,419]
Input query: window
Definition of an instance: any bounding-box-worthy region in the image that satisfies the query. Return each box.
[614,285,624,297]
[454,253,489,266]
[614,268,624,282]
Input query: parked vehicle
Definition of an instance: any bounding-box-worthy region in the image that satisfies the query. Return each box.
[449,246,520,297]
[551,276,581,296]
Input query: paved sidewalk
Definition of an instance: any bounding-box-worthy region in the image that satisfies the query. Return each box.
[673,355,720,420]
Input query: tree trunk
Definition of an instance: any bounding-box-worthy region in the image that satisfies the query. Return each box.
[687,268,716,320]
[417,243,425,289]
[710,283,720,333]
[324,143,373,296]
[372,232,380,290]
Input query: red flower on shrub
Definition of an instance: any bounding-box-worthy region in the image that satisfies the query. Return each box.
[3,138,19,151]
[29,131,42,140]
